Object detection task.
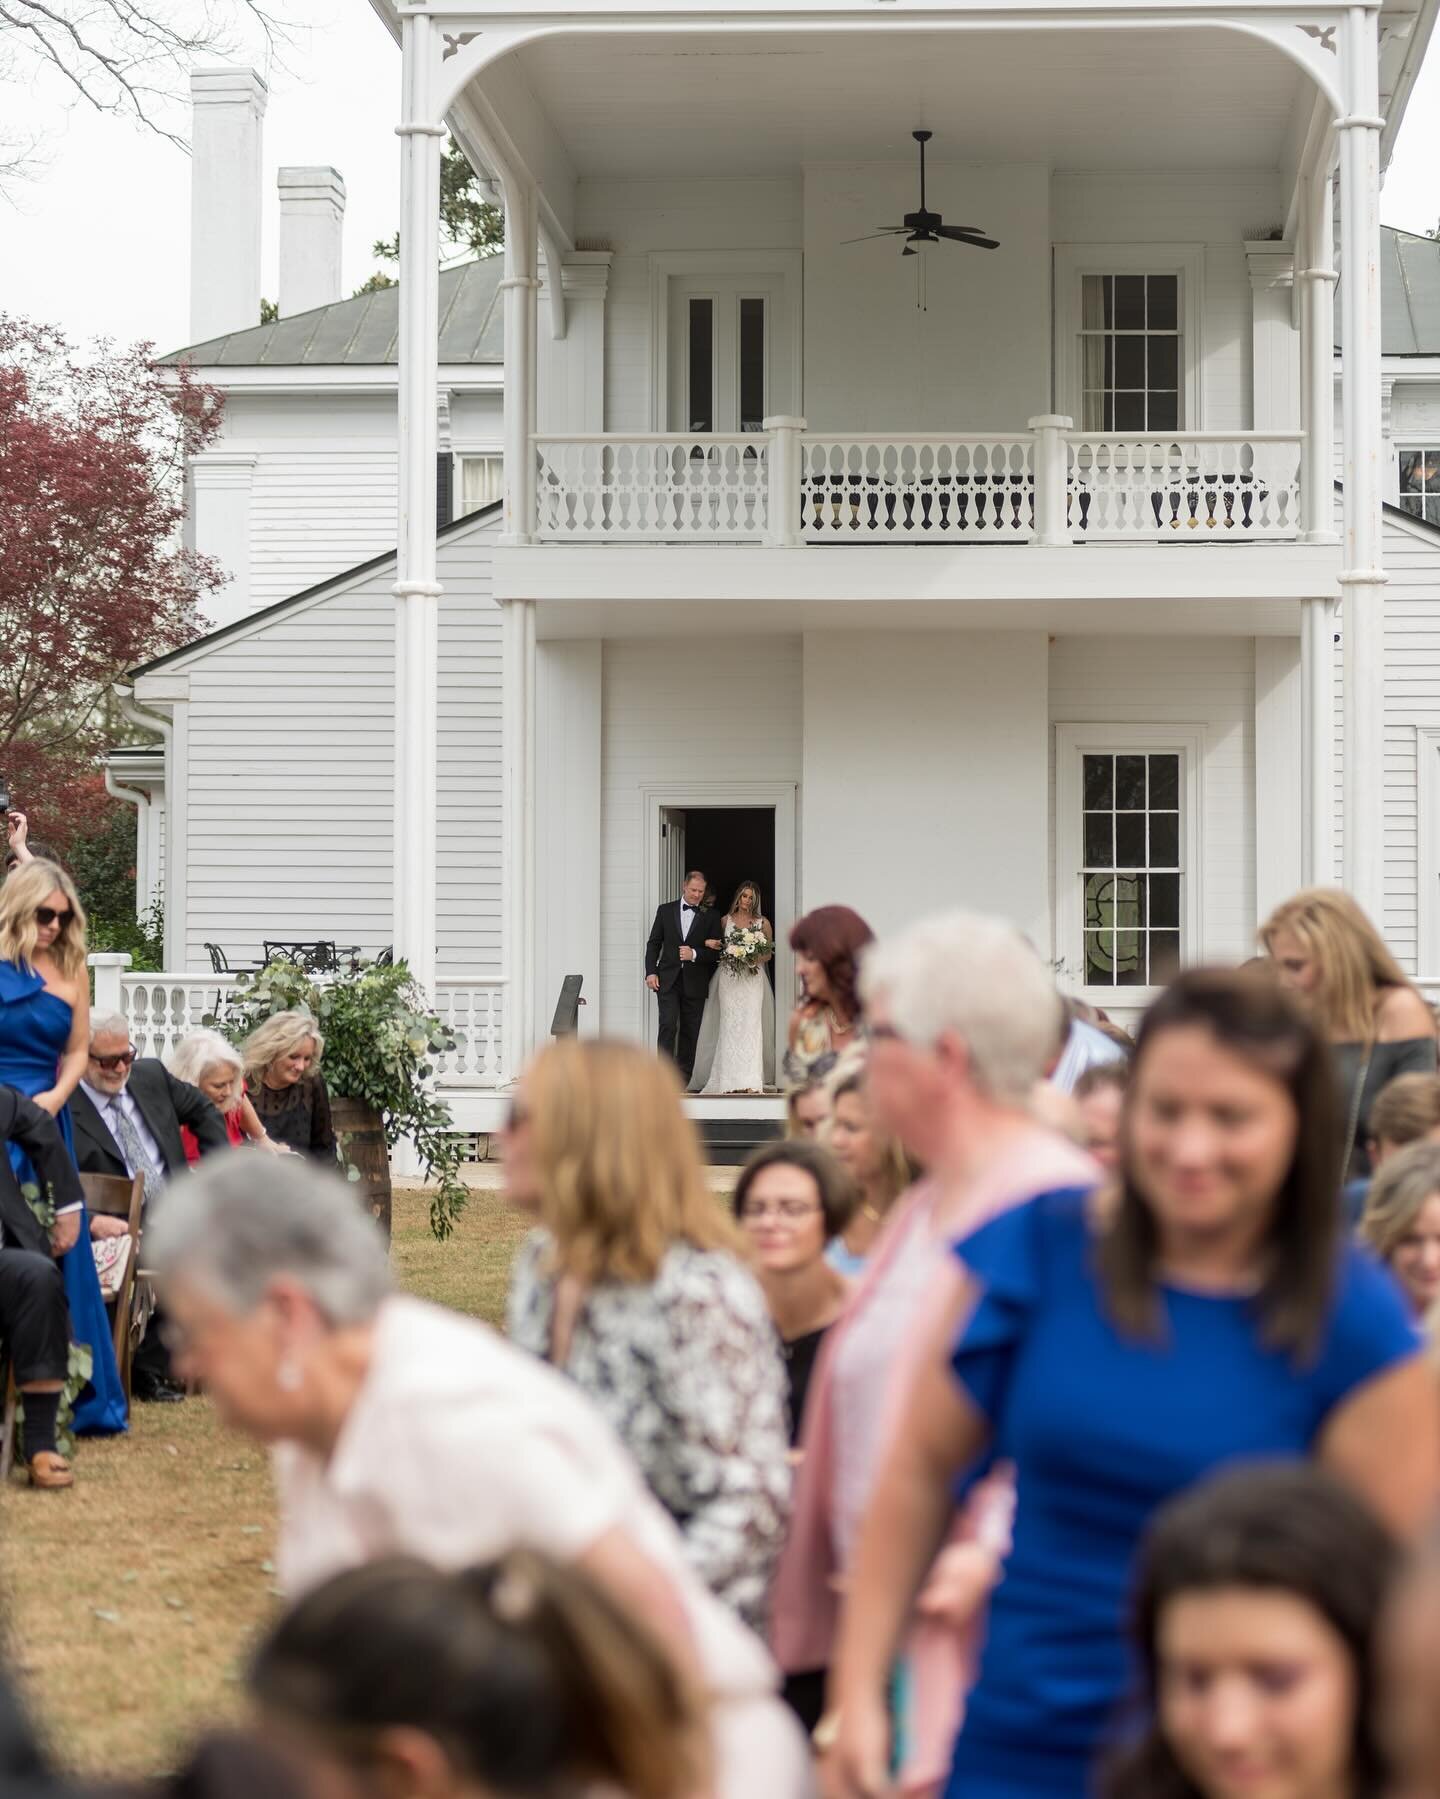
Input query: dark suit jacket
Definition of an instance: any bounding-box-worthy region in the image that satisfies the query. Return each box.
[645,901,723,997]
[69,1059,228,1183]
[0,1084,83,1258]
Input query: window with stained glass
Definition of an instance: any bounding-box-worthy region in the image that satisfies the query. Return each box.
[1081,750,1183,987]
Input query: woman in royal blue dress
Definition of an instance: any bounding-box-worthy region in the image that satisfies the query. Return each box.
[0,859,126,1435]
[826,967,1435,1799]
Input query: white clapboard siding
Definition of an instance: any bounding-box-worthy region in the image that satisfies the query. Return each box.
[599,636,804,1041]
[155,510,502,979]
[248,445,399,607]
[1049,634,1257,965]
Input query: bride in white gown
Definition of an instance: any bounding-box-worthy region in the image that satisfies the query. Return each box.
[690,881,777,1095]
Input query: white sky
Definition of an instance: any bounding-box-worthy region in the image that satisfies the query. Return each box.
[2,10,1439,354]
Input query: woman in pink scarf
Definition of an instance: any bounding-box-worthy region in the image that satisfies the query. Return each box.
[770,911,1098,1795]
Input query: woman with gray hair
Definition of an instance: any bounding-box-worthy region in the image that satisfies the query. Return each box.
[241,1011,336,1163]
[147,1155,816,1799]
[167,1029,282,1160]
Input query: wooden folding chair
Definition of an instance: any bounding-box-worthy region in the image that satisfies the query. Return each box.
[79,1172,145,1406]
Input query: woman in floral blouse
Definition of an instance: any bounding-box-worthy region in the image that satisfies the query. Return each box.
[505,1037,791,1632]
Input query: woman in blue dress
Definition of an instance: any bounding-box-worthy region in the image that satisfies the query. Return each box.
[826,968,1434,1799]
[0,859,126,1435]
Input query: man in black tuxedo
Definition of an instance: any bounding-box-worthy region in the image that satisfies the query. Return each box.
[70,1012,229,1399]
[645,868,723,1086]
[0,1083,85,1488]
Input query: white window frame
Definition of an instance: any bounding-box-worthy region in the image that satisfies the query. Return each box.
[1397,442,1440,525]
[1418,727,1440,978]
[453,448,505,516]
[648,250,803,432]
[1053,244,1205,430]
[1054,722,1205,1007]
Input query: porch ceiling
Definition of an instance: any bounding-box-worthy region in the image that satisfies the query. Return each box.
[507,27,1306,178]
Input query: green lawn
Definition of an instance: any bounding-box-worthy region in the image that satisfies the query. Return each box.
[0,1181,532,1780]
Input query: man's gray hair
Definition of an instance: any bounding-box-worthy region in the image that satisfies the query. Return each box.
[860,911,1063,1106]
[146,1154,391,1326]
[89,1011,130,1041]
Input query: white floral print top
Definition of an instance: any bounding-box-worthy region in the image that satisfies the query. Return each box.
[507,1232,792,1633]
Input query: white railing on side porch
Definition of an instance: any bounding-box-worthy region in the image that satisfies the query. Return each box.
[529,419,1307,547]
[89,955,507,1090]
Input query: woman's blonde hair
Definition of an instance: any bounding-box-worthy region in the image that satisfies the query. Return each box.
[168,1028,245,1113]
[1260,888,1414,1042]
[0,859,88,984]
[524,1037,743,1284]
[1359,1140,1440,1264]
[830,1067,921,1205]
[241,1010,324,1084]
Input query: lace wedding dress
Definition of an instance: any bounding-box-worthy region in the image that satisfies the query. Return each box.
[691,915,775,1095]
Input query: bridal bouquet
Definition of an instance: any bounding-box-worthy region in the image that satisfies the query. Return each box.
[722,923,770,977]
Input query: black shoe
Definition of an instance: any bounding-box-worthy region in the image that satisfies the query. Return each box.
[133,1373,185,1404]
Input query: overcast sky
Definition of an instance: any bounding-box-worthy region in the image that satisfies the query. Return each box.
[3,8,1439,354]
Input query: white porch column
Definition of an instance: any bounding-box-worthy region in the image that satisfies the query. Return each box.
[1302,595,1336,883]
[1245,241,1299,432]
[1300,171,1338,544]
[500,184,540,543]
[502,597,537,1077]
[1338,2,1387,921]
[392,14,445,996]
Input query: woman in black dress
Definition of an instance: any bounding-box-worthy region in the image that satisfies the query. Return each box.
[242,1010,337,1162]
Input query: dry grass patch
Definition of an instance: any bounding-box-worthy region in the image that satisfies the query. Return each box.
[0,1179,531,1779]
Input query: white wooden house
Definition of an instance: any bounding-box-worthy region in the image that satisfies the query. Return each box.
[108,1,1440,1134]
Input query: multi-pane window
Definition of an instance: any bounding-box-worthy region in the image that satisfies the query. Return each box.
[685,294,767,434]
[1082,751,1183,987]
[458,453,504,517]
[1399,448,1440,526]
[1079,274,1180,433]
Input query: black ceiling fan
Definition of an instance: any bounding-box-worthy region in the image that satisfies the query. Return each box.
[843,130,1000,255]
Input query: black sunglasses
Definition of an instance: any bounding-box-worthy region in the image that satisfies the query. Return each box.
[92,1048,136,1072]
[35,905,72,929]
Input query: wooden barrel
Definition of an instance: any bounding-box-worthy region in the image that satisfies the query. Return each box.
[330,1098,393,1241]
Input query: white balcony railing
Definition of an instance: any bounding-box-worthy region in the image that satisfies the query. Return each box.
[530,419,1307,548]
[89,956,508,1090]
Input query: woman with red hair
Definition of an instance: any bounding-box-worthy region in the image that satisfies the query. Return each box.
[784,905,874,1086]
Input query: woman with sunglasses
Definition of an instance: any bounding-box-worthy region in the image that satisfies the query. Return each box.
[0,859,127,1435]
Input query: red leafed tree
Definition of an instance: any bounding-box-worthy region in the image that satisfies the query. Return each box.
[0,316,223,846]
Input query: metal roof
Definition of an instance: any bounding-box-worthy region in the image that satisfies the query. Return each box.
[1336,226,1440,357]
[159,255,504,367]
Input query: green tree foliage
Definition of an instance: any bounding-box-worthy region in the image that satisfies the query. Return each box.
[355,137,503,295]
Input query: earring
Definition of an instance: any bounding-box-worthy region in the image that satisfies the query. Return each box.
[276,1357,302,1393]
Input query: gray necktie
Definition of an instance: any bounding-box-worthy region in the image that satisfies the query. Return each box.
[107,1097,163,1207]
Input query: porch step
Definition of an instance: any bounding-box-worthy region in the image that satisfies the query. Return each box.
[697,1115,785,1166]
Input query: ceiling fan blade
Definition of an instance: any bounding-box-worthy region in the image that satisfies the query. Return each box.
[934,226,1001,249]
[840,228,909,245]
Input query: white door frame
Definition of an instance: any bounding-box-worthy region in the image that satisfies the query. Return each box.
[648,251,804,432]
[641,781,798,1076]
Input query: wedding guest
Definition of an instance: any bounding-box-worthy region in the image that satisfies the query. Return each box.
[1365,1070,1440,1169]
[504,1039,791,1632]
[73,1011,230,1401]
[147,1156,814,1798]
[1380,1530,1440,1796]
[1050,996,1128,1094]
[249,1553,707,1799]
[1073,1061,1129,1174]
[732,1140,855,1444]
[168,1029,281,1159]
[0,1083,87,1489]
[776,912,1096,1797]
[825,1069,918,1276]
[1359,1141,1440,1322]
[1262,889,1436,1181]
[827,968,1435,1799]
[0,859,126,1435]
[242,1012,337,1163]
[787,1079,831,1140]
[4,810,33,870]
[785,906,874,1085]
[1103,1465,1397,1799]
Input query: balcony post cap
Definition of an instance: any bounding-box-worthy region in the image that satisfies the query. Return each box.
[762,415,807,432]
[1028,414,1074,430]
[87,953,134,969]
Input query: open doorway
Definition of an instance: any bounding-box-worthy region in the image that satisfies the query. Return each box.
[649,786,797,1087]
